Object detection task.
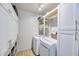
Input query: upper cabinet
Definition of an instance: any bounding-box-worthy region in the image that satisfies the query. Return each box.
[58,4,75,31]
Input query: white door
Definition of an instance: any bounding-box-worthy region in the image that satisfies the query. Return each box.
[57,3,78,56]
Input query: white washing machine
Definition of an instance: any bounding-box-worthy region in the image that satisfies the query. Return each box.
[40,37,57,56]
[32,35,45,55]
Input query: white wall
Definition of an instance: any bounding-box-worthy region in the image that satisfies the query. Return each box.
[17,10,39,51]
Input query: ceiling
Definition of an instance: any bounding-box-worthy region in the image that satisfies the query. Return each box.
[13,3,59,15]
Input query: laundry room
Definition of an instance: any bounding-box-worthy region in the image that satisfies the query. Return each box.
[0,3,79,56]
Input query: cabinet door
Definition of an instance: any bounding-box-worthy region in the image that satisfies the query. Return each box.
[58,4,75,31]
[57,4,77,56]
[58,31,75,56]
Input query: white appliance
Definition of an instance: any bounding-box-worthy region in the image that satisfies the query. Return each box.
[40,37,57,56]
[32,35,44,55]
[57,3,79,56]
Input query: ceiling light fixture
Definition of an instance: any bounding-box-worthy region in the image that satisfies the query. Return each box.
[38,8,42,11]
[38,4,46,11]
[40,4,44,8]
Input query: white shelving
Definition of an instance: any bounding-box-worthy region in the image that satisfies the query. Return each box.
[39,7,57,37]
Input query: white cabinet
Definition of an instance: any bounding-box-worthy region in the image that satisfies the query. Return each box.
[58,31,75,56]
[58,4,75,30]
[57,3,79,56]
[0,3,18,56]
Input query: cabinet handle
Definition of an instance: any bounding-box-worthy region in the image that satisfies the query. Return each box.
[75,20,77,41]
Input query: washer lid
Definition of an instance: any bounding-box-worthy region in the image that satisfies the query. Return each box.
[40,37,57,48]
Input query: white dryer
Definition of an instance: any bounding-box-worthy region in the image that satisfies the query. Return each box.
[40,37,57,56]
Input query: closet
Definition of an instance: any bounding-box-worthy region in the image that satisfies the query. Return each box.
[57,3,79,56]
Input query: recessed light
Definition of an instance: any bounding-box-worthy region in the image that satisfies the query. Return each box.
[40,4,44,8]
[38,4,47,11]
[38,8,42,11]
